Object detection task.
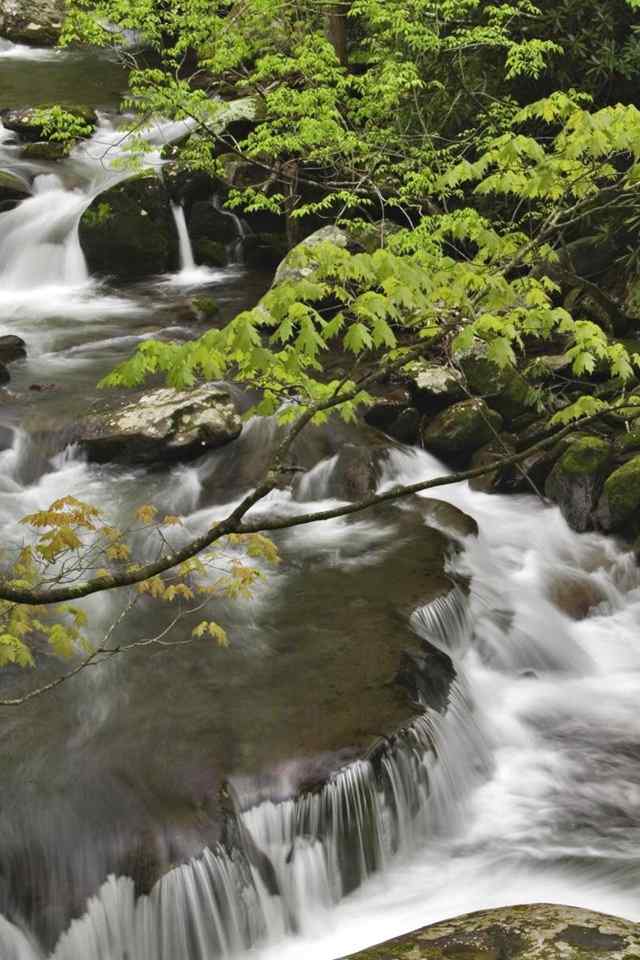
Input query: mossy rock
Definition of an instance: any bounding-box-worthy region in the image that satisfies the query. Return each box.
[469,437,517,494]
[595,454,640,538]
[341,904,640,960]
[193,238,228,267]
[421,399,503,467]
[407,362,466,413]
[545,436,613,532]
[460,352,534,423]
[192,295,220,319]
[0,105,96,142]
[20,140,71,161]
[79,176,175,281]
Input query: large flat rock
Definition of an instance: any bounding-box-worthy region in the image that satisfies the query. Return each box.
[342,904,640,960]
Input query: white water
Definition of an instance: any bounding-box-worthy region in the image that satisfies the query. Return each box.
[1,67,640,960]
[166,202,229,287]
[1,440,640,958]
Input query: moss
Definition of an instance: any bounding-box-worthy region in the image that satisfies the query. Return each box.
[193,239,228,267]
[557,436,612,477]
[192,296,220,319]
[599,455,640,534]
[460,355,533,423]
[421,399,503,465]
[341,905,640,960]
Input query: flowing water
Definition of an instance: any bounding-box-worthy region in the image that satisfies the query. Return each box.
[1,34,640,960]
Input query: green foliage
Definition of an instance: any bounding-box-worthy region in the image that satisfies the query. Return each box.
[31,105,95,143]
[0,497,280,675]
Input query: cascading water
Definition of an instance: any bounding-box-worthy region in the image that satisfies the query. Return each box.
[3,33,640,960]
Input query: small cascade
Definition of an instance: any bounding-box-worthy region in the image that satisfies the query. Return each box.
[212,193,249,264]
[0,586,484,960]
[171,203,196,272]
[0,114,197,302]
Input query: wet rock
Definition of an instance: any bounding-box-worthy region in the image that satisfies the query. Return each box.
[79,176,175,281]
[0,335,26,365]
[341,904,640,960]
[421,399,503,466]
[0,364,10,386]
[416,498,479,540]
[469,436,518,493]
[0,0,65,45]
[0,105,97,142]
[0,169,29,211]
[364,390,420,445]
[395,641,456,714]
[547,572,606,620]
[595,454,640,538]
[407,362,465,413]
[20,140,70,161]
[188,200,238,255]
[327,444,382,501]
[460,348,534,423]
[243,232,289,270]
[545,436,613,532]
[74,385,242,466]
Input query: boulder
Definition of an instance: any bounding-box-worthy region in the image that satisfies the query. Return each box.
[0,169,29,212]
[188,200,239,248]
[324,444,382,501]
[595,454,640,538]
[0,106,96,142]
[460,349,533,423]
[407,362,465,413]
[547,572,607,620]
[545,436,613,532]
[342,904,640,960]
[421,399,503,466]
[469,437,518,493]
[364,388,420,444]
[20,141,70,161]
[74,385,242,466]
[79,176,176,281]
[0,335,26,365]
[0,0,65,45]
[417,498,479,540]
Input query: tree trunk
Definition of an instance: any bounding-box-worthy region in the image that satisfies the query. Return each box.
[325,4,349,68]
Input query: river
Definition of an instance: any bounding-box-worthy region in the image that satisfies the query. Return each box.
[1,37,640,960]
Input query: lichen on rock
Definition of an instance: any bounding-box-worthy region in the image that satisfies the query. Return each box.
[75,384,242,466]
[340,904,640,960]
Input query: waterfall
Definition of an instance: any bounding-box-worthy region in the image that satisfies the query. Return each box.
[212,193,249,264]
[0,115,198,301]
[171,203,196,272]
[0,658,480,960]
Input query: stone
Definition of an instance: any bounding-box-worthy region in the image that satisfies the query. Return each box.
[188,199,239,249]
[547,572,606,620]
[0,169,29,212]
[79,176,176,281]
[340,904,640,960]
[0,105,96,142]
[273,224,349,285]
[417,498,479,540]
[74,385,242,466]
[0,335,26,365]
[421,399,503,466]
[595,454,640,538]
[545,436,613,533]
[460,347,533,423]
[469,437,517,493]
[327,444,381,501]
[407,362,465,412]
[0,0,65,45]
[20,140,70,161]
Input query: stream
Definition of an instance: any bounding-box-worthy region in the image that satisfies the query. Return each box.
[1,37,640,960]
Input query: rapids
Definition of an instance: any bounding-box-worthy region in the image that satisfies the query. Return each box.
[1,34,640,960]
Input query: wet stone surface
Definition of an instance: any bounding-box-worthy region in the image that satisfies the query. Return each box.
[342,905,640,960]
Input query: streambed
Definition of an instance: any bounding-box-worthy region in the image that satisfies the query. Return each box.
[0,38,640,960]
